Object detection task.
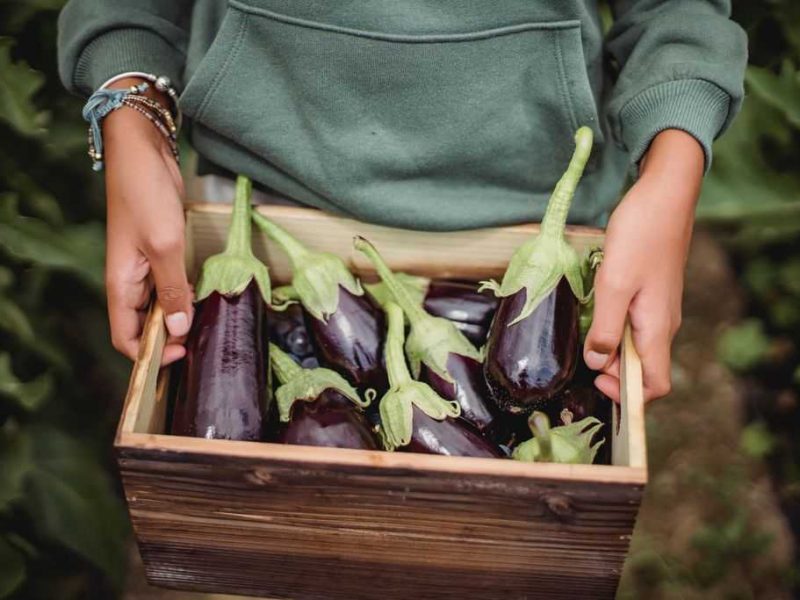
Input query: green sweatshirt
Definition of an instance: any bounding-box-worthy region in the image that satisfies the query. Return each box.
[58,0,747,230]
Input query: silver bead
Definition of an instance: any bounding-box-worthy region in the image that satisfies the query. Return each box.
[155,76,171,92]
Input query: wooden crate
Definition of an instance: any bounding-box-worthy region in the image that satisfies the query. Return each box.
[115,203,647,600]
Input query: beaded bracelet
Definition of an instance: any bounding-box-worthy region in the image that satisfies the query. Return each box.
[82,82,180,171]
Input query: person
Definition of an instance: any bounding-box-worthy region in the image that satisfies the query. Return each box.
[58,1,747,403]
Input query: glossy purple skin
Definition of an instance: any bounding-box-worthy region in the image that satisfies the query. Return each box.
[305,287,387,394]
[420,353,503,441]
[402,406,504,458]
[277,389,379,450]
[267,304,318,366]
[484,278,579,413]
[546,381,613,465]
[424,280,498,331]
[171,282,267,440]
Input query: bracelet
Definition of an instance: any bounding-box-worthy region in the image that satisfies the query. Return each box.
[100,72,181,130]
[82,82,179,171]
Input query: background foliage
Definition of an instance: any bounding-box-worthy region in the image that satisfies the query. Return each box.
[0,1,130,599]
[0,0,797,598]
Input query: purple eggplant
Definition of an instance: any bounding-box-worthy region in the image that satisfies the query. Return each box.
[378,303,502,458]
[267,303,319,368]
[171,176,271,440]
[366,276,498,345]
[481,127,593,413]
[252,213,387,395]
[354,238,502,438]
[512,411,604,464]
[269,343,378,449]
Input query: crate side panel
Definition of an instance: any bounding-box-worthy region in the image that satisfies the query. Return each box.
[119,448,641,600]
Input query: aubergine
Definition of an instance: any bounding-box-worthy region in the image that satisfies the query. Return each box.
[378,303,502,458]
[354,238,502,439]
[481,127,593,413]
[269,343,378,449]
[171,176,271,440]
[512,411,604,464]
[267,303,319,368]
[366,276,498,346]
[252,213,387,395]
[546,382,612,465]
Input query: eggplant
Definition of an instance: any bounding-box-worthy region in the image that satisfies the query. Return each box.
[366,276,498,345]
[267,303,319,368]
[378,303,502,458]
[252,213,387,395]
[269,343,378,449]
[354,238,502,439]
[546,381,612,465]
[481,127,593,413]
[171,176,271,440]
[512,411,604,464]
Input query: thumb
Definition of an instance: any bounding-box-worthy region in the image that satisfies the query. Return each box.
[147,236,193,337]
[584,273,633,371]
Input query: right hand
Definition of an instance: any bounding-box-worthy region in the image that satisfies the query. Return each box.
[103,78,193,365]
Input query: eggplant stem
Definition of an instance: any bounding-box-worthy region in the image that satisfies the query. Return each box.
[353,237,428,325]
[539,127,593,239]
[225,176,255,257]
[384,302,413,387]
[252,211,309,269]
[530,411,553,460]
[268,342,303,385]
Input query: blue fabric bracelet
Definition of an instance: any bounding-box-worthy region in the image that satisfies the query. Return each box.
[82,82,149,171]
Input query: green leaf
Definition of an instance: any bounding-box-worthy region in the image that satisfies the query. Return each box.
[0,294,34,341]
[747,62,800,128]
[24,426,128,587]
[0,536,26,599]
[698,65,800,237]
[0,37,48,136]
[0,209,104,290]
[0,353,51,411]
[0,421,32,512]
[740,421,776,459]
[716,319,772,373]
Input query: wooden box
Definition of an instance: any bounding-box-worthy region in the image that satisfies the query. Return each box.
[115,204,647,600]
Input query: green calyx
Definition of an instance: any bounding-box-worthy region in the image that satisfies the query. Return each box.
[480,127,593,325]
[196,176,271,303]
[365,273,429,311]
[379,303,460,451]
[252,211,363,321]
[579,248,604,340]
[512,411,605,464]
[269,343,368,422]
[354,236,481,383]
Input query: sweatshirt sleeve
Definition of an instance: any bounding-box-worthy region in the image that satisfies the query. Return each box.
[58,0,194,96]
[605,0,748,170]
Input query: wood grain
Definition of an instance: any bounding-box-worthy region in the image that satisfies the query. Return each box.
[118,443,642,600]
[116,203,647,600]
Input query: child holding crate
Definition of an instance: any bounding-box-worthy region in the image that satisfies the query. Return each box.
[58,0,747,402]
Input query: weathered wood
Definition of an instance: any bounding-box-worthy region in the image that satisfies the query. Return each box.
[117,441,642,600]
[116,203,647,600]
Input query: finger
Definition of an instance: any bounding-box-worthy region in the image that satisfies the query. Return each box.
[161,343,187,367]
[595,373,621,403]
[145,231,193,337]
[584,268,635,370]
[631,320,672,402]
[107,277,150,360]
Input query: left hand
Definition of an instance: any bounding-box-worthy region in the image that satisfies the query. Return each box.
[583,129,705,402]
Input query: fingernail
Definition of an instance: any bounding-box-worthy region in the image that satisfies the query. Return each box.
[165,312,190,336]
[585,350,609,370]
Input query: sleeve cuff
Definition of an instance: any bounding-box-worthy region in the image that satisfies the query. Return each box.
[618,79,731,172]
[72,28,185,95]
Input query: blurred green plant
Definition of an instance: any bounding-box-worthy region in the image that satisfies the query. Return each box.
[0,2,130,599]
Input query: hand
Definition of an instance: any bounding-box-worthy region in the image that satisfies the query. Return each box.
[104,78,192,365]
[583,129,704,402]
